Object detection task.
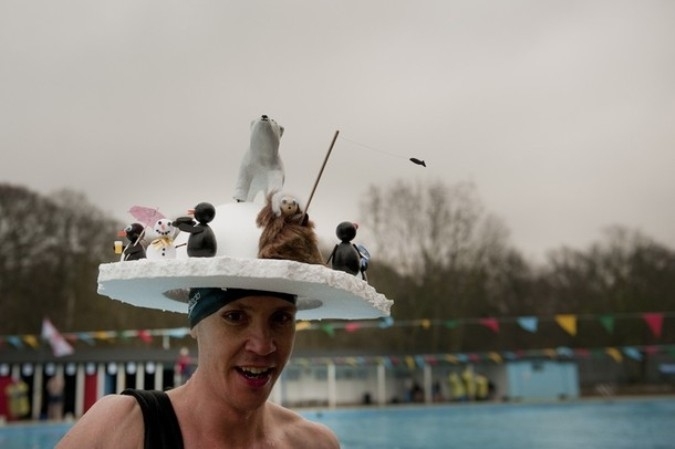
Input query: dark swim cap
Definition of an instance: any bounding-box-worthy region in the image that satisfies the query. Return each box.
[188,288,296,328]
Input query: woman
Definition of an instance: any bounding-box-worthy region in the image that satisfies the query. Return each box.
[57,289,339,448]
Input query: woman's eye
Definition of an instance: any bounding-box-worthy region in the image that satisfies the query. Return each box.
[222,311,246,323]
[272,311,295,327]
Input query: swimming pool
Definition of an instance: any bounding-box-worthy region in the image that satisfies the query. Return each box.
[1,398,674,448]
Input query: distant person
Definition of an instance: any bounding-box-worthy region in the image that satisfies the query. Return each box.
[47,373,65,420]
[448,372,467,402]
[5,375,30,421]
[432,380,443,402]
[462,366,476,401]
[475,373,489,401]
[175,346,194,385]
[411,381,424,402]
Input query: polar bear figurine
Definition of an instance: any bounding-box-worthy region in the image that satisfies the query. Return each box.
[233,115,285,202]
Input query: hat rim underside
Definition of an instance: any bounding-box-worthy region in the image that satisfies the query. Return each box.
[97,256,393,320]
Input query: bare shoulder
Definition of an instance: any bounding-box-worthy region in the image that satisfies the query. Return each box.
[55,394,144,449]
[270,403,340,449]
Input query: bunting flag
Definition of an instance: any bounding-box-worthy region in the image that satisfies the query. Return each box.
[642,313,664,338]
[419,319,432,330]
[7,336,23,348]
[295,321,312,331]
[41,318,74,357]
[478,318,500,333]
[574,348,590,358]
[517,316,538,333]
[320,323,335,337]
[444,319,460,329]
[167,328,189,338]
[444,354,459,364]
[487,352,503,364]
[555,314,577,336]
[556,347,574,358]
[623,347,642,361]
[77,333,96,346]
[345,322,361,333]
[23,335,40,349]
[137,330,152,344]
[606,347,623,363]
[599,315,615,334]
[644,345,659,356]
[543,348,557,359]
[378,316,394,329]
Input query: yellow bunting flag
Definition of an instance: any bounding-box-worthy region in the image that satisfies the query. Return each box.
[606,347,623,363]
[23,335,39,348]
[420,319,432,329]
[295,321,312,331]
[554,314,577,336]
[444,354,459,364]
[95,331,115,341]
[487,352,503,364]
[543,348,557,359]
[405,356,416,369]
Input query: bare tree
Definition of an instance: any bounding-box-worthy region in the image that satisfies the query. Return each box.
[357,179,528,352]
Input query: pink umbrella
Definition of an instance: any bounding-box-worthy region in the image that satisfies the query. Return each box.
[128,206,165,228]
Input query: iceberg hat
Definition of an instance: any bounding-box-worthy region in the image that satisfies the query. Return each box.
[97,120,393,321]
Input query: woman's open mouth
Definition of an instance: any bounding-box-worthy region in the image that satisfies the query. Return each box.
[236,366,274,387]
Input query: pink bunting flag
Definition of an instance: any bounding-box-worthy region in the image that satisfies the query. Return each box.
[574,348,590,358]
[643,345,659,355]
[344,322,361,333]
[137,330,153,343]
[642,313,664,338]
[478,317,500,333]
[41,318,74,357]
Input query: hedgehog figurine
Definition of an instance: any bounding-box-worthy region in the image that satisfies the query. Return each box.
[256,190,324,264]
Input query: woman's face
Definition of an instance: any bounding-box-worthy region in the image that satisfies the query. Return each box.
[194,295,297,411]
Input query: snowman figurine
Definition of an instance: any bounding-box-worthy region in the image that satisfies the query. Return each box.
[146,218,178,259]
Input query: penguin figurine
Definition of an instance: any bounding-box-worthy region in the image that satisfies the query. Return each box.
[173,202,217,257]
[119,222,146,261]
[146,218,178,259]
[326,221,362,276]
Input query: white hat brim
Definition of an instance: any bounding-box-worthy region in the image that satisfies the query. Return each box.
[98,250,393,320]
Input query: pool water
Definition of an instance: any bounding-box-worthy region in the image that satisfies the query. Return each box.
[309,398,675,449]
[1,398,673,449]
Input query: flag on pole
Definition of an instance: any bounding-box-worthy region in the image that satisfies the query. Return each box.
[41,318,74,357]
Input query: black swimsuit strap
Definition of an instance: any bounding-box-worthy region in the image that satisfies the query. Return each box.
[122,388,185,449]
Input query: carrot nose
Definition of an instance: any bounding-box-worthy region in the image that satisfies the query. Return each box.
[117,230,127,237]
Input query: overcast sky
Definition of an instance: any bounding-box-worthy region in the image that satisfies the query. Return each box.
[1,1,673,262]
